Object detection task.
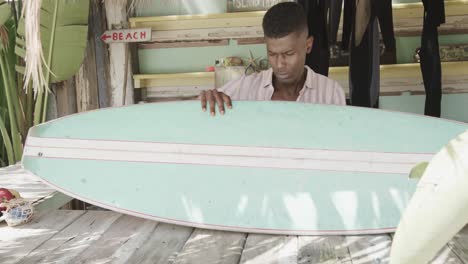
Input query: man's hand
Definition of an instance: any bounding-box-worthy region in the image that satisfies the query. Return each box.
[199,89,232,116]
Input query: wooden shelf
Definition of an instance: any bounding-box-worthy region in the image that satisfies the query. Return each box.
[129,12,264,31]
[129,0,468,43]
[134,72,214,88]
[133,61,468,100]
[330,61,468,95]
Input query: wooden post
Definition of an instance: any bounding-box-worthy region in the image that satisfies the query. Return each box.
[75,22,100,112]
[54,78,78,118]
[104,0,135,107]
[91,0,111,108]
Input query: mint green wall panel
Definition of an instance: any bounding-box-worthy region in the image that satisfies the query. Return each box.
[380,94,468,122]
[139,42,267,74]
[136,0,227,16]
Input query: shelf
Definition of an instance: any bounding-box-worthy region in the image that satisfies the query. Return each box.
[129,0,468,43]
[133,61,468,100]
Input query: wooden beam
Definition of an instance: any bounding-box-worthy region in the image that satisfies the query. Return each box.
[54,77,77,118]
[75,26,100,112]
[104,0,134,106]
[91,0,111,108]
[129,11,264,31]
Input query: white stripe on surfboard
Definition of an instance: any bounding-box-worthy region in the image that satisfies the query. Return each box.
[24,137,433,174]
[26,137,432,163]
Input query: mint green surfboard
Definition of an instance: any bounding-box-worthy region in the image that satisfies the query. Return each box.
[21,101,468,235]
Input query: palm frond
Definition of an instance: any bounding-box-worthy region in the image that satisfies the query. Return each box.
[21,0,47,96]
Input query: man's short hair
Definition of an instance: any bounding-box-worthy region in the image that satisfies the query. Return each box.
[262,2,308,39]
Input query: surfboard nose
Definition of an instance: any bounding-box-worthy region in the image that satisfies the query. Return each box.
[390,129,468,264]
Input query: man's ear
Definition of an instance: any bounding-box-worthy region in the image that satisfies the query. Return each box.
[306,36,314,54]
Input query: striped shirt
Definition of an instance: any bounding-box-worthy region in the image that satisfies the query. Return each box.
[218,66,346,105]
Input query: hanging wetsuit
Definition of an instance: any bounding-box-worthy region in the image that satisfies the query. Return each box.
[298,0,330,76]
[342,0,395,108]
[329,0,343,49]
[420,0,445,117]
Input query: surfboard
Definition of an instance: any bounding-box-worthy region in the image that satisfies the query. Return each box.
[21,101,468,235]
[390,129,468,264]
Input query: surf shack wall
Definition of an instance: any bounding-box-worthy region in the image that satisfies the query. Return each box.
[130,0,468,122]
[49,0,134,120]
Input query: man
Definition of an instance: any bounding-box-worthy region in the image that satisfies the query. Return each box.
[200,2,346,116]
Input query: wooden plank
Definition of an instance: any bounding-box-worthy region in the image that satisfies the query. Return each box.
[149,26,263,42]
[172,229,246,264]
[346,235,392,264]
[91,0,111,108]
[447,224,468,263]
[389,229,463,263]
[392,1,468,19]
[75,20,100,112]
[129,12,265,31]
[0,210,85,264]
[237,37,265,45]
[34,192,73,212]
[297,236,351,264]
[104,0,134,106]
[54,77,77,118]
[145,85,212,98]
[146,96,199,103]
[430,246,464,264]
[19,211,120,264]
[329,61,468,95]
[140,39,229,49]
[0,165,55,202]
[127,223,194,264]
[239,234,297,264]
[134,72,214,88]
[67,214,158,264]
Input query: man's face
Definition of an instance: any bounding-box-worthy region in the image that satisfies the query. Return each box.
[265,31,313,85]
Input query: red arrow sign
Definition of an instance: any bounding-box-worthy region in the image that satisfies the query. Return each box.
[100,28,152,44]
[101,34,111,42]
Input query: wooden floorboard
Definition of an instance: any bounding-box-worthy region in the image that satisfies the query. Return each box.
[346,235,392,264]
[297,236,351,264]
[172,228,246,264]
[0,210,85,264]
[446,224,468,263]
[68,214,158,264]
[430,245,464,264]
[0,165,56,202]
[391,227,465,263]
[239,234,298,264]
[19,211,120,264]
[128,223,194,264]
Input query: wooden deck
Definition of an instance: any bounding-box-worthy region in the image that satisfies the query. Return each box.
[1,165,468,263]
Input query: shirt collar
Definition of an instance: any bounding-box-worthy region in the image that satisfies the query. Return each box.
[261,66,316,89]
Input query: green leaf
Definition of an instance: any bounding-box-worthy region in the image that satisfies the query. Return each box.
[15,65,24,75]
[409,162,429,180]
[16,0,90,83]
[0,0,11,26]
[0,113,14,165]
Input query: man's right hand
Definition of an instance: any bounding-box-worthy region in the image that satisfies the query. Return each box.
[199,89,232,116]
